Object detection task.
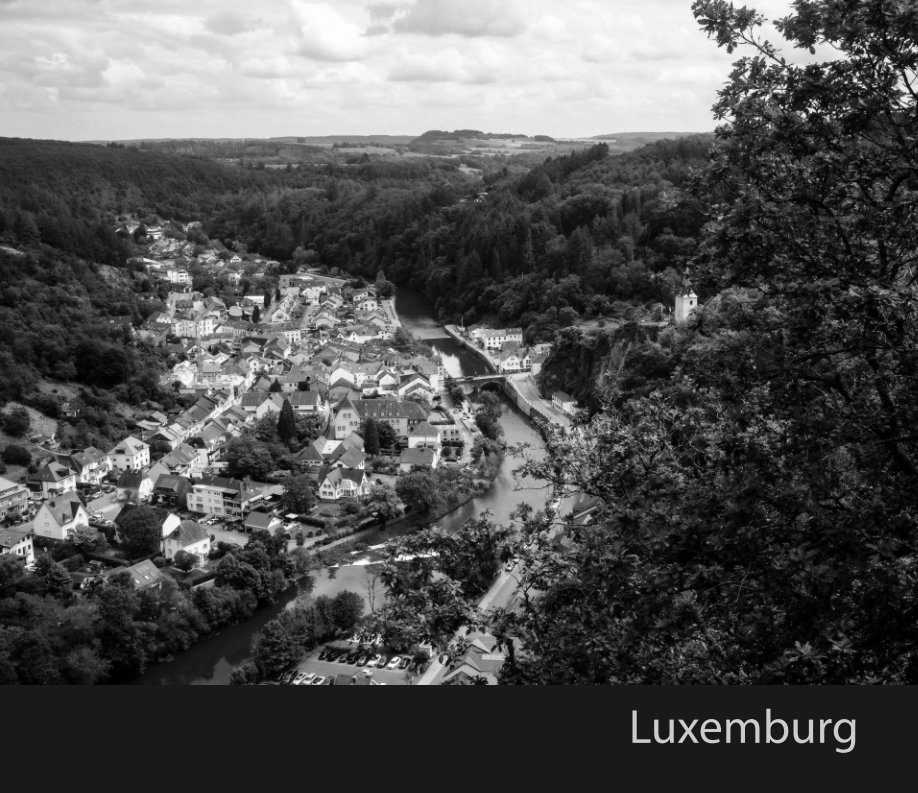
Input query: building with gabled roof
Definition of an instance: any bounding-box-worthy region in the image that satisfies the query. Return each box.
[27,462,77,500]
[31,491,89,540]
[441,632,507,685]
[0,475,30,522]
[108,435,151,472]
[0,527,34,569]
[151,473,191,510]
[317,467,370,501]
[399,446,440,472]
[102,559,163,591]
[163,519,210,565]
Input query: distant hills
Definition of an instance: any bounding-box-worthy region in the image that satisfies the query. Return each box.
[72,129,711,172]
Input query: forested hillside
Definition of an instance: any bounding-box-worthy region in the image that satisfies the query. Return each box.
[209,135,713,340]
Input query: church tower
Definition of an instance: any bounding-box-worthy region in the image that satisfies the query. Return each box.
[674,273,697,324]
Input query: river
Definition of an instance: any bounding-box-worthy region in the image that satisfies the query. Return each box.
[129,288,548,684]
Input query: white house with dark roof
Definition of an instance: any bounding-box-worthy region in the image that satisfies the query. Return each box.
[163,520,211,565]
[399,446,440,472]
[408,421,441,450]
[243,510,282,534]
[31,492,89,541]
[54,446,111,485]
[317,467,369,501]
[27,462,77,501]
[0,476,30,522]
[0,527,35,569]
[108,436,150,472]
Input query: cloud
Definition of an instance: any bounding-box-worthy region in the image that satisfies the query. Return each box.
[291,2,370,61]
[393,0,527,38]
[205,12,257,36]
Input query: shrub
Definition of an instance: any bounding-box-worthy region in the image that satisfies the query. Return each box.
[1,444,30,466]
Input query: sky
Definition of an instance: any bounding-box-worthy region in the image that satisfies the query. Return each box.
[0,0,799,141]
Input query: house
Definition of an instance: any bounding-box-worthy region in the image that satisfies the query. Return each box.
[330,444,365,470]
[399,447,440,472]
[427,408,461,444]
[529,351,549,377]
[0,527,35,569]
[441,632,507,685]
[498,344,531,373]
[102,559,163,591]
[27,462,78,500]
[54,446,112,485]
[0,476,30,522]
[162,520,211,565]
[551,391,578,415]
[151,474,191,510]
[240,390,284,420]
[186,475,260,520]
[317,467,370,501]
[397,372,434,398]
[288,390,327,416]
[407,421,441,449]
[31,492,89,541]
[115,470,154,504]
[243,510,282,534]
[108,436,151,472]
[160,443,208,478]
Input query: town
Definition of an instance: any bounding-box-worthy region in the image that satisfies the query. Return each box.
[0,215,593,685]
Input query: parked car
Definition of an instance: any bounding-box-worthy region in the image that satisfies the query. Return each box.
[344,649,360,664]
[386,656,402,670]
[293,672,316,685]
[366,654,382,668]
[311,676,327,686]
[398,657,411,670]
[355,653,370,666]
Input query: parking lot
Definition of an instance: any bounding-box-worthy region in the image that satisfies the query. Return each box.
[284,641,429,686]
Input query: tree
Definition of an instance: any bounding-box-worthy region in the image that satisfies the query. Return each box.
[251,305,261,324]
[252,617,299,678]
[396,469,442,514]
[375,420,398,452]
[284,473,316,514]
[173,550,199,572]
[33,555,74,604]
[268,379,282,393]
[330,590,365,633]
[498,1,918,685]
[1,444,30,466]
[1,407,30,438]
[277,398,297,448]
[69,524,105,553]
[366,484,402,529]
[362,417,380,456]
[116,506,164,557]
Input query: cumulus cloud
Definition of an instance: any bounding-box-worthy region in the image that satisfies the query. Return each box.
[205,12,257,36]
[393,0,528,38]
[291,2,370,61]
